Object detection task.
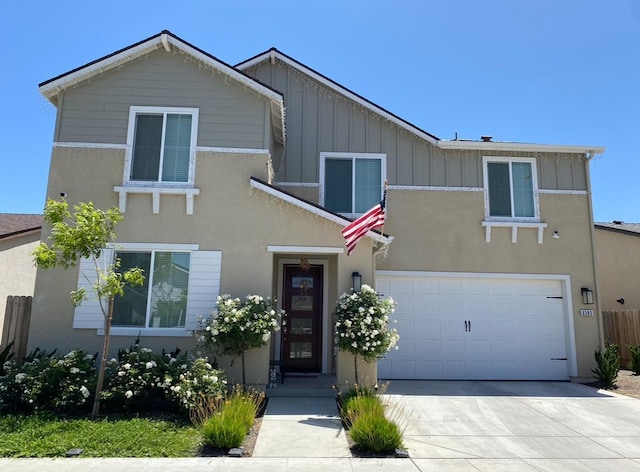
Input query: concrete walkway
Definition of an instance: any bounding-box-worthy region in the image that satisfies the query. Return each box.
[252,396,350,458]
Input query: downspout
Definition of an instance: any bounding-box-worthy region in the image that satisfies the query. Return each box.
[585,151,605,350]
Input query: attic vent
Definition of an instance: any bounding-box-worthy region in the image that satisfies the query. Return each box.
[481,135,492,142]
[613,220,624,224]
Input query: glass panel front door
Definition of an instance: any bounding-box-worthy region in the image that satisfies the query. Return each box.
[282,264,323,372]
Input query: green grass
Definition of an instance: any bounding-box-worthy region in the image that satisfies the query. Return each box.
[0,413,201,457]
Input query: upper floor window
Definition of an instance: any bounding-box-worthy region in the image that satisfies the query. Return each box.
[483,156,538,220]
[125,106,199,186]
[321,153,386,215]
[113,250,190,329]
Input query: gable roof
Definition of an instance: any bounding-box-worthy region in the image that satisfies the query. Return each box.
[595,222,640,237]
[39,30,286,145]
[237,48,605,156]
[0,214,42,240]
[249,177,392,246]
[237,48,441,146]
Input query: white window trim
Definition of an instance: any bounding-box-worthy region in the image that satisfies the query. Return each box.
[123,106,199,188]
[73,245,221,337]
[482,156,540,222]
[319,152,386,217]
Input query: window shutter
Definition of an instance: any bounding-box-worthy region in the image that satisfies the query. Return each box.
[162,114,192,182]
[185,251,222,330]
[72,249,114,329]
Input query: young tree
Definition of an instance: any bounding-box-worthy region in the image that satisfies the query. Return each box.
[32,199,144,418]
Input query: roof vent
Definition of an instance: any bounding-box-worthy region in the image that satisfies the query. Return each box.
[613,220,624,225]
[481,135,492,142]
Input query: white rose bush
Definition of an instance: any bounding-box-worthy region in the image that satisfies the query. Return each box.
[0,343,226,414]
[197,294,285,385]
[335,284,399,383]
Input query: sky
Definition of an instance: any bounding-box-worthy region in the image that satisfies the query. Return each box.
[1,0,639,223]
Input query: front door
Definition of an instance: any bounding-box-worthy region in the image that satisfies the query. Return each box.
[282,264,323,372]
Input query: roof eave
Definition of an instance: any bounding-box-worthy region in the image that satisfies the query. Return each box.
[249,177,393,245]
[437,140,606,155]
[237,49,440,146]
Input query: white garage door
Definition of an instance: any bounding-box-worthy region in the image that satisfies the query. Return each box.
[376,273,571,380]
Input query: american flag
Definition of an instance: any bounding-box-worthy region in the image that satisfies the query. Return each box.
[341,189,386,255]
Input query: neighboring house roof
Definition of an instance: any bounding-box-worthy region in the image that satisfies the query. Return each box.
[237,48,605,156]
[0,214,43,240]
[39,30,286,145]
[249,177,392,246]
[595,222,640,237]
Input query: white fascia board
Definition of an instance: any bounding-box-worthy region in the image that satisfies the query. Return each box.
[170,37,283,104]
[238,51,439,145]
[438,140,605,155]
[40,39,163,101]
[249,179,392,245]
[40,34,285,115]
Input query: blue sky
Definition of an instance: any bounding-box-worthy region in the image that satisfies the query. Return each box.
[2,0,638,223]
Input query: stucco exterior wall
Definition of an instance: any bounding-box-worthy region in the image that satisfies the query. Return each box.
[29,146,374,383]
[595,228,640,311]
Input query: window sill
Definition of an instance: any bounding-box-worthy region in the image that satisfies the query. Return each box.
[98,327,192,337]
[481,221,548,244]
[114,186,200,215]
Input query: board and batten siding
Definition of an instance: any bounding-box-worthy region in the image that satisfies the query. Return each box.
[244,60,587,192]
[56,49,269,150]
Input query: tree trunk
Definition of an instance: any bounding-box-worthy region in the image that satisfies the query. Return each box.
[91,296,114,419]
[241,350,246,386]
[354,353,359,385]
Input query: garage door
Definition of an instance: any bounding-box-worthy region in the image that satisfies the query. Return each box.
[376,273,570,380]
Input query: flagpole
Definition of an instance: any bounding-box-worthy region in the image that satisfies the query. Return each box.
[380,180,388,238]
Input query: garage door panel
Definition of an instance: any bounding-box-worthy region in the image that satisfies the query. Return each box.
[377,273,570,381]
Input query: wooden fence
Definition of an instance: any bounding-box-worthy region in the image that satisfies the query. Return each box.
[602,309,640,365]
[1,296,32,362]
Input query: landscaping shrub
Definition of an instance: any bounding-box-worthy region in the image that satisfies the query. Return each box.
[193,387,264,450]
[349,413,404,453]
[0,349,97,414]
[628,345,640,375]
[0,343,226,415]
[101,343,226,413]
[341,395,385,427]
[592,342,621,388]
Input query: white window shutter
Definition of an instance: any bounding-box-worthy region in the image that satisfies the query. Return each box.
[185,251,222,330]
[72,248,114,329]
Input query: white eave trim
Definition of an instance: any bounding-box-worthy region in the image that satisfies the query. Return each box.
[250,178,392,245]
[438,140,605,155]
[238,51,439,145]
[40,34,285,107]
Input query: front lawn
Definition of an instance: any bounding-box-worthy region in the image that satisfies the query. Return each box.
[0,413,201,457]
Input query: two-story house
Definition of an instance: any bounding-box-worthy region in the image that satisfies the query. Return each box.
[28,31,605,385]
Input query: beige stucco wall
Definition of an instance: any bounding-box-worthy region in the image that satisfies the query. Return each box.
[374,188,600,379]
[0,232,40,343]
[595,228,640,311]
[29,146,374,384]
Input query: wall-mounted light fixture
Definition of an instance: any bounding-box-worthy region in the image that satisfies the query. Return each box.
[617,298,625,305]
[352,272,362,292]
[552,230,560,239]
[581,287,594,305]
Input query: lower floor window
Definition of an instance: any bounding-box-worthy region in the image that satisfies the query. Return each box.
[113,251,190,328]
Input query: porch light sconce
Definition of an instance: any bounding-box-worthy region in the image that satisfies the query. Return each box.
[552,230,560,239]
[581,287,594,305]
[617,298,625,305]
[352,272,362,292]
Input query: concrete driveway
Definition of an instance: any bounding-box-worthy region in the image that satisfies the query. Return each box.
[383,380,640,471]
